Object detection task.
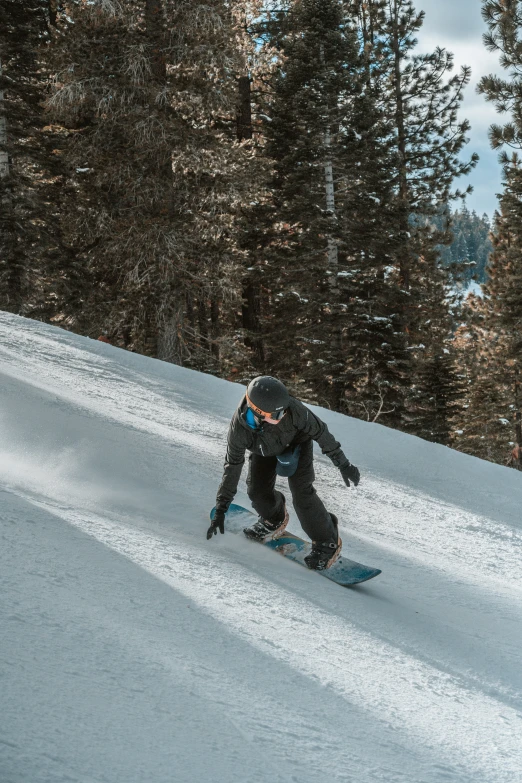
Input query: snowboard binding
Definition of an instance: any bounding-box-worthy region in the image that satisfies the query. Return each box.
[244,506,289,543]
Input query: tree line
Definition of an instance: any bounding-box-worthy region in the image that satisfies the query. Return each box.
[436,207,492,286]
[1,0,521,469]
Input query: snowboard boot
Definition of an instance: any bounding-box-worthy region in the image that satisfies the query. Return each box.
[244,503,289,543]
[304,514,342,571]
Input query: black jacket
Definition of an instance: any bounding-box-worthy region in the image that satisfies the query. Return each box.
[216,395,349,511]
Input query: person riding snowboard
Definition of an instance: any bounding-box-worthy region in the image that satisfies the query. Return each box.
[207,376,360,570]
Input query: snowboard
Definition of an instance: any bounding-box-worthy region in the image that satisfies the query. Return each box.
[210,504,381,587]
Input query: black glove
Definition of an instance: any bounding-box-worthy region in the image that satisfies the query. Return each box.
[340,462,360,487]
[207,508,226,540]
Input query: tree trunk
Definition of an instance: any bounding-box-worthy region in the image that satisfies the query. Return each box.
[198,297,208,346]
[357,0,376,51]
[324,126,338,275]
[241,281,264,359]
[391,0,410,295]
[237,74,265,368]
[210,294,220,360]
[145,0,166,83]
[237,75,252,142]
[515,364,522,456]
[48,0,57,26]
[0,54,21,313]
[320,44,342,408]
[0,58,8,181]
[185,292,195,357]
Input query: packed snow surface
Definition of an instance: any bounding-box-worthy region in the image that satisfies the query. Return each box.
[1,313,522,783]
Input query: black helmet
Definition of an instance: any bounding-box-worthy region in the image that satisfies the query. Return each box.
[246,376,290,416]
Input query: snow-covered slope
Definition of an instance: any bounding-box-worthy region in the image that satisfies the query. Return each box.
[1,312,521,783]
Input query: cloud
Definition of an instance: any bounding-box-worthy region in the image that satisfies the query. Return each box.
[415,0,486,41]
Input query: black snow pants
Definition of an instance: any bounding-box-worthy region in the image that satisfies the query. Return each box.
[246,438,336,542]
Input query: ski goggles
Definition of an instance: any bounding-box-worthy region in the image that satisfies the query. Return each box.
[246,393,286,425]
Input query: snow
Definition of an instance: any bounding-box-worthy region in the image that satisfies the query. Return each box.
[465,281,485,298]
[1,312,522,783]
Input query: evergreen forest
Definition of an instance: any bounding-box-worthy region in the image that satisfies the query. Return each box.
[436,208,492,286]
[1,0,521,470]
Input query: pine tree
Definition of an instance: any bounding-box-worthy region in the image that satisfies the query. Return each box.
[453,167,522,467]
[479,0,522,152]
[374,0,477,435]
[484,160,522,452]
[470,0,522,463]
[237,71,266,371]
[380,0,477,311]
[231,0,275,376]
[253,0,363,403]
[344,1,477,435]
[402,234,465,443]
[45,0,252,370]
[454,294,514,464]
[338,0,412,425]
[254,0,409,423]
[0,0,66,318]
[409,349,465,445]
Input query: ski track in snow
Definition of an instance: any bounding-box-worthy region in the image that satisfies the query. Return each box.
[1,313,522,783]
[2,316,521,596]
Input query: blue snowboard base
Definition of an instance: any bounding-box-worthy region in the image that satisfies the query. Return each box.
[211,504,381,587]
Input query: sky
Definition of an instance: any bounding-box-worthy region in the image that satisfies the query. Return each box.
[414,0,504,217]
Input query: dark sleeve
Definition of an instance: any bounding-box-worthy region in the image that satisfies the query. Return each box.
[215,414,248,511]
[292,399,349,468]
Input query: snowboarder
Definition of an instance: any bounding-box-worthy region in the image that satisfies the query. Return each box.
[207,376,360,570]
